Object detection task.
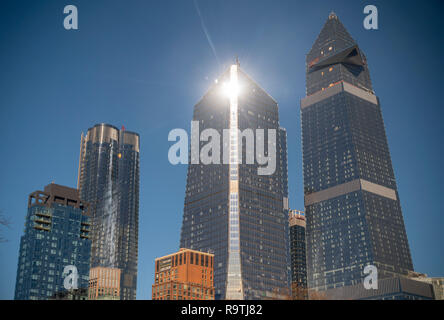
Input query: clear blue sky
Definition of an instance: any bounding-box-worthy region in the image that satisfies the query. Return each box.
[0,0,442,300]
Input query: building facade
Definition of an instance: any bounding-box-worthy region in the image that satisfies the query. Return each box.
[152,248,214,300]
[180,62,290,300]
[289,210,307,300]
[322,276,435,300]
[77,123,140,300]
[50,288,89,300]
[407,272,444,300]
[14,183,91,300]
[429,278,444,300]
[301,13,414,293]
[88,267,121,300]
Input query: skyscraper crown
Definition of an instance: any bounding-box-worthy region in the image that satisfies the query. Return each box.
[307,13,356,64]
[305,12,373,94]
[328,11,337,19]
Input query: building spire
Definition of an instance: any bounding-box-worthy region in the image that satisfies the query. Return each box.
[235,56,240,67]
[329,11,337,19]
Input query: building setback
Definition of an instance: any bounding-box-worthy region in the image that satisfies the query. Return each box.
[77,123,140,300]
[301,12,414,294]
[152,248,214,300]
[180,62,290,300]
[14,183,91,300]
[289,210,307,300]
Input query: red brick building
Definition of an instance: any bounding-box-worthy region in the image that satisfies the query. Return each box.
[152,248,214,300]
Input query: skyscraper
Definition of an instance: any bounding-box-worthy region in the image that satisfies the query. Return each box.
[14,183,91,300]
[77,123,140,300]
[180,62,290,300]
[289,210,307,300]
[301,13,413,294]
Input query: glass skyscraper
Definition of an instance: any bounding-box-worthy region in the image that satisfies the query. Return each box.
[180,62,290,300]
[77,123,140,300]
[301,13,413,294]
[14,183,91,300]
[289,210,307,300]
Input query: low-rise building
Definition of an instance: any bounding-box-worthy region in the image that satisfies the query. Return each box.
[152,248,214,300]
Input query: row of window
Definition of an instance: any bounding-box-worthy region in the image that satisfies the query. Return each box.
[156,252,214,271]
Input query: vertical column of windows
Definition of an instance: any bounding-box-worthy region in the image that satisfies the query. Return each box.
[226,65,243,299]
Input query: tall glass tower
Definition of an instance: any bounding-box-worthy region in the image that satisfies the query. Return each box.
[14,183,91,300]
[77,123,140,300]
[180,62,290,300]
[289,210,307,300]
[301,13,413,293]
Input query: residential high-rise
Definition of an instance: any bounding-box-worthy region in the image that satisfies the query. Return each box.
[14,183,91,300]
[180,62,290,300]
[152,248,214,300]
[289,210,307,300]
[88,267,121,300]
[301,13,414,294]
[77,123,140,300]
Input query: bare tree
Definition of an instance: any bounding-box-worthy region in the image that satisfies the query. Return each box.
[308,288,328,300]
[264,285,331,300]
[262,287,292,300]
[291,282,309,300]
